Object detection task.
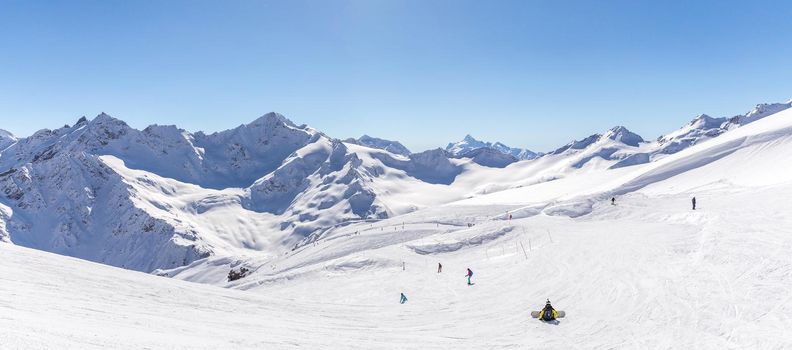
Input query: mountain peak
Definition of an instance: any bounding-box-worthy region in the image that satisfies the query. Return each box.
[247,112,296,128]
[605,126,644,147]
[0,128,14,139]
[75,116,89,126]
[463,134,478,142]
[91,112,126,126]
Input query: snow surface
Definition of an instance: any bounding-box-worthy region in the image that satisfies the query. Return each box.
[2,101,792,348]
[3,172,792,348]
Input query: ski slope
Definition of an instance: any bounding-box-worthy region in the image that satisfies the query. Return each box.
[3,183,792,349]
[3,107,792,349]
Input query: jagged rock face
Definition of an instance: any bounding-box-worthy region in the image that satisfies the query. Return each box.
[446,135,537,160]
[346,135,411,156]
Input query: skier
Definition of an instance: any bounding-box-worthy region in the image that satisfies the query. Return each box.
[611,197,615,205]
[465,268,473,285]
[400,293,407,304]
[539,299,558,321]
[692,196,697,210]
[437,262,443,273]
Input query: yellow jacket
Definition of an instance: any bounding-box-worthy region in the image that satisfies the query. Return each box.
[541,308,558,320]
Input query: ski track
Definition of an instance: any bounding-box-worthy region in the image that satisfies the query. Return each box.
[6,110,792,350]
[3,184,792,349]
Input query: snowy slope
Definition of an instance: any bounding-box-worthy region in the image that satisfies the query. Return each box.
[0,100,790,277]
[3,100,792,348]
[4,170,792,348]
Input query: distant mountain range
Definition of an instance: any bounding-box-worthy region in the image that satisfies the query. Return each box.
[0,99,789,274]
[445,134,539,160]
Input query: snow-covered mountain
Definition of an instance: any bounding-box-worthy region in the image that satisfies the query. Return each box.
[537,101,792,170]
[541,125,648,170]
[656,101,792,155]
[6,98,792,349]
[445,134,538,160]
[1,99,790,276]
[344,135,411,156]
[0,113,393,271]
[0,129,16,152]
[0,113,473,271]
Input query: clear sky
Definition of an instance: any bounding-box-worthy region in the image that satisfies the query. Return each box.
[1,0,792,152]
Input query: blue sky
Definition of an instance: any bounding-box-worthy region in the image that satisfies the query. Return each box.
[1,0,791,152]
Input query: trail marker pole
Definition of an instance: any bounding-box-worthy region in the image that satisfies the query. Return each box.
[519,241,528,260]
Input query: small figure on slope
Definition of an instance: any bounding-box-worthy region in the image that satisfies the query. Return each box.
[465,268,474,285]
[438,262,443,273]
[611,197,615,205]
[531,299,565,321]
[400,293,408,304]
[692,196,696,210]
[539,299,558,321]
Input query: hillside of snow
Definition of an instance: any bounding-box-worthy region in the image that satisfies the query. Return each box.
[2,99,792,348]
[3,103,792,347]
[0,101,790,275]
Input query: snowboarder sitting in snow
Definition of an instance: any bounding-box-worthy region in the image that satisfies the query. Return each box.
[400,293,408,304]
[540,299,558,321]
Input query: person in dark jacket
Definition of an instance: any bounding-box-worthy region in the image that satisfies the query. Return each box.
[692,197,697,210]
[437,263,442,273]
[400,293,407,304]
[540,299,558,321]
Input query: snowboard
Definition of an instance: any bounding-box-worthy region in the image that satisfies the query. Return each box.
[531,310,565,319]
